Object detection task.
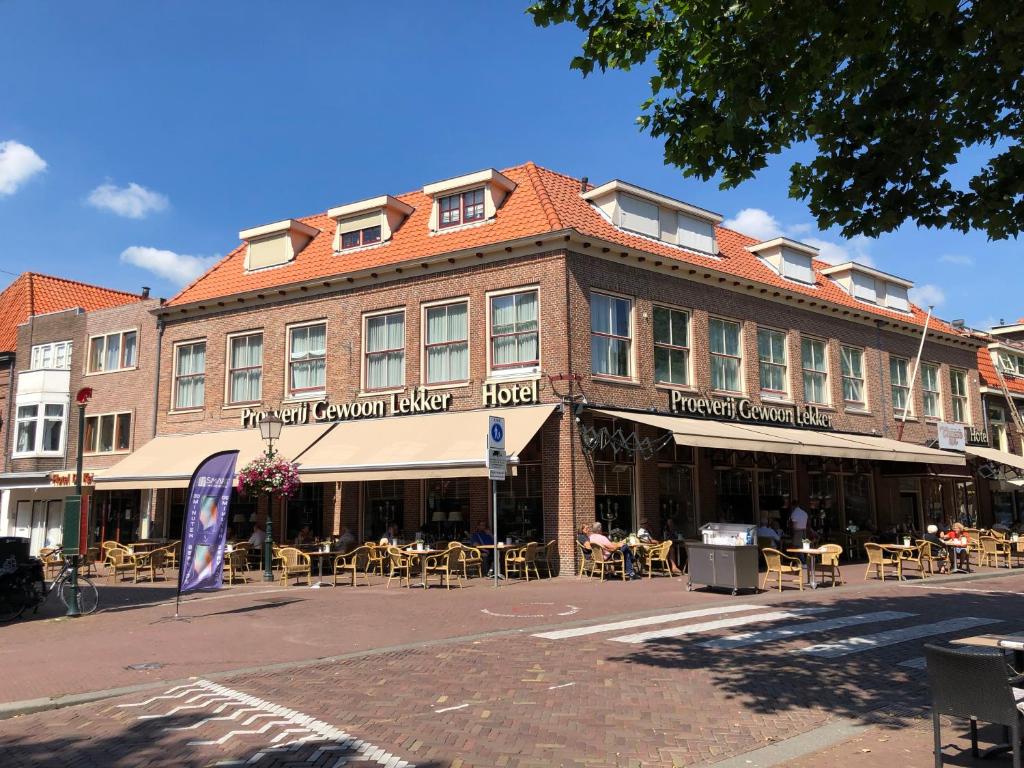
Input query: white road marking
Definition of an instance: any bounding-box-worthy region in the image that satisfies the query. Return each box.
[433,703,469,713]
[700,611,914,650]
[611,608,831,644]
[796,616,1000,658]
[532,604,763,640]
[116,686,207,707]
[548,682,575,690]
[899,657,927,670]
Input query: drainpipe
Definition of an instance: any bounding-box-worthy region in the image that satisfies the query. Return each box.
[149,312,164,534]
[1,352,14,474]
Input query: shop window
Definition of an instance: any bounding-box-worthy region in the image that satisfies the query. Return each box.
[490,289,539,372]
[13,403,65,456]
[84,411,132,454]
[921,363,941,418]
[364,480,405,541]
[497,461,543,542]
[365,311,404,390]
[88,330,137,373]
[757,328,787,396]
[653,306,690,386]
[842,474,874,532]
[425,301,468,384]
[227,332,263,404]
[801,337,829,405]
[658,464,695,538]
[30,340,72,370]
[925,480,946,527]
[591,292,632,379]
[841,346,866,408]
[709,318,742,393]
[227,489,258,542]
[950,368,969,423]
[889,356,911,415]
[426,478,470,540]
[286,484,324,542]
[954,480,977,527]
[808,473,839,539]
[174,341,206,409]
[757,470,792,528]
[715,468,753,523]
[288,323,326,396]
[594,462,634,534]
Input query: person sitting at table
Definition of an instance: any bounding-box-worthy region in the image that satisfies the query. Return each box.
[470,522,495,574]
[293,525,315,547]
[943,522,970,571]
[336,526,355,553]
[589,521,639,580]
[384,524,400,544]
[248,522,266,548]
[757,518,781,547]
[922,524,948,574]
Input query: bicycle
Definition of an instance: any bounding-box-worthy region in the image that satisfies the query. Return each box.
[0,548,99,621]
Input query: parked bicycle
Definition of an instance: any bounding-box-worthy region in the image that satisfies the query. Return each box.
[0,547,98,621]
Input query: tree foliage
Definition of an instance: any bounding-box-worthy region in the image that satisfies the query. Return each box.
[529,0,1024,240]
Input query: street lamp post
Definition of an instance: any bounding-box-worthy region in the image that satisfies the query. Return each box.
[66,387,92,618]
[259,414,283,582]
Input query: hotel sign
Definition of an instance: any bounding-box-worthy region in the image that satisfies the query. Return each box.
[669,391,834,430]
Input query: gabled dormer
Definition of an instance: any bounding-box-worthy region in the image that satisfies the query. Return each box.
[581,179,721,255]
[327,195,414,252]
[819,262,913,312]
[746,237,817,285]
[422,168,516,232]
[239,219,319,272]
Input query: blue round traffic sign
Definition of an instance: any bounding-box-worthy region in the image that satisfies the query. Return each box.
[491,422,504,443]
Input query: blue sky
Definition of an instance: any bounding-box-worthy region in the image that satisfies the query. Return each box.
[0,0,1019,329]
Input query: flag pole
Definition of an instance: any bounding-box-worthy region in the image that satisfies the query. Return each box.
[897,305,933,441]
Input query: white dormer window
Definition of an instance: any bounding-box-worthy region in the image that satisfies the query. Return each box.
[439,189,485,228]
[747,238,817,285]
[820,262,914,312]
[423,169,516,233]
[851,271,877,303]
[328,195,414,252]
[239,219,319,272]
[886,284,910,312]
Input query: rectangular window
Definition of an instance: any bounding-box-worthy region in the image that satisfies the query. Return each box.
[30,341,72,370]
[490,290,539,371]
[653,306,690,386]
[438,188,486,229]
[950,368,969,423]
[365,311,405,390]
[340,225,382,250]
[709,318,742,392]
[921,363,941,418]
[591,292,632,378]
[87,330,138,373]
[840,346,866,407]
[757,328,787,395]
[84,411,132,454]
[425,302,468,384]
[801,337,829,404]
[174,341,206,409]
[288,323,326,395]
[15,405,37,454]
[14,403,65,455]
[227,333,263,404]
[890,356,910,414]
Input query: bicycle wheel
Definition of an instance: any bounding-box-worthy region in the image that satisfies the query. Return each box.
[0,589,26,622]
[58,577,99,615]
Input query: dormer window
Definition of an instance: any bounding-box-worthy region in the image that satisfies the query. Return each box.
[424,169,516,233]
[747,238,817,285]
[439,188,485,228]
[341,225,382,250]
[239,219,319,272]
[328,195,414,252]
[820,262,914,312]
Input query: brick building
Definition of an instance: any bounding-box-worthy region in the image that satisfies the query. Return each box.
[99,164,990,570]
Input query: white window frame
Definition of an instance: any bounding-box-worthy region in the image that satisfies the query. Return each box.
[172,339,207,411]
[83,410,133,455]
[486,286,541,378]
[840,345,867,409]
[801,336,830,405]
[286,321,328,399]
[362,309,406,392]
[87,328,139,374]
[920,363,942,419]
[30,340,72,371]
[890,355,912,415]
[652,304,691,387]
[950,368,970,424]
[13,401,66,457]
[757,327,788,398]
[590,290,635,381]
[422,298,470,386]
[224,331,264,406]
[709,316,743,394]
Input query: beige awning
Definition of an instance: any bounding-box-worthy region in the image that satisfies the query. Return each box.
[296,405,557,482]
[965,445,1024,473]
[592,408,965,465]
[94,423,332,490]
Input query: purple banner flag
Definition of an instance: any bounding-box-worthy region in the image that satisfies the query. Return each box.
[178,451,239,595]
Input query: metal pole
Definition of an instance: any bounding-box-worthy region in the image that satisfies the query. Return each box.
[897,306,933,441]
[65,403,85,618]
[262,442,275,582]
[492,479,499,588]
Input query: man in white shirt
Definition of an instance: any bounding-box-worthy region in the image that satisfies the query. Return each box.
[248,523,266,547]
[788,501,809,544]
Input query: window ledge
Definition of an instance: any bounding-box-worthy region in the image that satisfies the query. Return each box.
[760,394,794,405]
[844,407,872,416]
[168,408,204,416]
[223,402,262,411]
[430,218,495,237]
[357,388,403,398]
[84,450,130,457]
[487,368,541,382]
[421,381,470,391]
[12,452,63,459]
[591,375,642,388]
[655,383,699,394]
[804,403,835,412]
[709,389,744,398]
[895,415,919,423]
[284,392,326,403]
[84,367,139,377]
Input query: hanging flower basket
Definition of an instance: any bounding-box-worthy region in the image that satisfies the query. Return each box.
[237,453,301,499]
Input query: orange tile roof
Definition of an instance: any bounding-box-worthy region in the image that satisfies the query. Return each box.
[978,346,1024,395]
[166,162,960,336]
[0,273,141,353]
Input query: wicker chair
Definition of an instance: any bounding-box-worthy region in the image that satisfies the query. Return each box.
[864,542,899,581]
[425,547,462,589]
[81,547,100,578]
[457,544,484,579]
[332,545,372,587]
[224,548,249,584]
[896,544,928,580]
[133,548,166,583]
[504,542,541,582]
[924,643,1023,768]
[277,547,311,586]
[385,546,413,589]
[587,542,626,582]
[965,529,983,566]
[915,540,948,575]
[814,544,844,587]
[101,541,129,571]
[761,548,803,592]
[537,539,558,577]
[107,547,134,581]
[576,539,594,580]
[980,535,1013,568]
[38,547,63,580]
[644,541,676,579]
[365,544,386,577]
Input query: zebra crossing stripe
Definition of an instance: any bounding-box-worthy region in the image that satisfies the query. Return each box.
[796,616,1000,658]
[700,611,915,650]
[610,607,831,644]
[532,604,762,640]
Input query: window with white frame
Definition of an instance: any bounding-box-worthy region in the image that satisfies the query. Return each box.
[30,341,72,370]
[288,323,326,395]
[997,351,1024,376]
[591,292,632,378]
[83,411,132,454]
[921,363,941,418]
[227,333,263,404]
[490,290,539,372]
[757,328,787,396]
[890,356,911,414]
[840,346,866,407]
[425,301,468,384]
[802,337,829,404]
[950,368,969,423]
[87,330,137,373]
[709,318,742,392]
[653,306,690,386]
[14,403,65,455]
[438,188,485,228]
[174,341,206,409]
[365,311,405,390]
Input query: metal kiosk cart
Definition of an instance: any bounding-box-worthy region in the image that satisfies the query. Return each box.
[685,523,759,595]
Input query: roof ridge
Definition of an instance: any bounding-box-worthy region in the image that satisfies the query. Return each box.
[523,162,563,230]
[25,271,142,300]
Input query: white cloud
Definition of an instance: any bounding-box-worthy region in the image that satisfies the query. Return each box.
[0,140,46,195]
[909,283,946,307]
[119,246,218,285]
[87,182,168,219]
[723,207,874,266]
[802,235,875,267]
[722,208,783,240]
[939,253,975,266]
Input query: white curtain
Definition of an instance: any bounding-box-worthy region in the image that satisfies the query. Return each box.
[16,405,37,453]
[123,332,137,368]
[710,320,740,390]
[104,333,121,371]
[176,343,206,408]
[367,313,404,389]
[841,347,863,403]
[491,292,538,368]
[290,325,325,392]
[230,334,263,402]
[427,304,467,383]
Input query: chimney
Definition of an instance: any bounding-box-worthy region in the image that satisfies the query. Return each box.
[580,176,589,193]
[141,286,151,299]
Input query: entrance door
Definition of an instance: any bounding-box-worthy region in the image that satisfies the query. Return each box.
[898,491,920,533]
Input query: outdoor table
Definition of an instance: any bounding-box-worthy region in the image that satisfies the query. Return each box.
[403,547,444,588]
[936,540,972,573]
[951,633,1024,758]
[128,542,160,554]
[303,550,335,584]
[475,543,519,580]
[786,547,830,589]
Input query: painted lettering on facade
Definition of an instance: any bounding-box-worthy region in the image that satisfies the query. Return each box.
[240,387,453,428]
[668,391,834,430]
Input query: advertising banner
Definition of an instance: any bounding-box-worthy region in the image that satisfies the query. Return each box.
[178,451,239,595]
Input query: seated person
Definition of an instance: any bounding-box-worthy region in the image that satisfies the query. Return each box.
[942,522,970,571]
[757,518,781,547]
[470,522,495,573]
[293,525,315,547]
[589,521,638,579]
[922,524,947,574]
[248,523,266,548]
[335,526,355,553]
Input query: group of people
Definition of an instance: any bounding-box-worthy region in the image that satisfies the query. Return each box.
[576,521,684,579]
[756,500,816,549]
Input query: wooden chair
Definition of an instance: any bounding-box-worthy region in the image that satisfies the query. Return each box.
[107,548,134,581]
[814,543,844,587]
[980,535,1013,568]
[162,541,181,569]
[644,541,676,579]
[333,545,372,587]
[897,544,928,580]
[576,539,594,580]
[277,547,311,586]
[864,543,899,581]
[385,546,413,589]
[504,542,541,582]
[133,548,166,583]
[457,544,484,579]
[587,543,626,581]
[101,541,128,571]
[37,547,63,580]
[425,547,462,589]
[761,548,803,592]
[965,529,983,566]
[224,548,249,584]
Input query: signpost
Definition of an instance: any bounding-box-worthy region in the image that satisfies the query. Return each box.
[488,416,505,588]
